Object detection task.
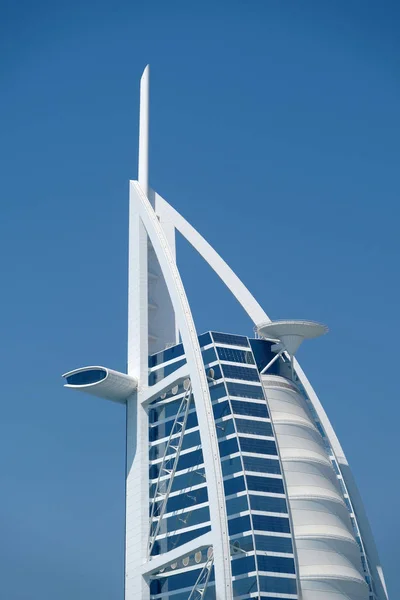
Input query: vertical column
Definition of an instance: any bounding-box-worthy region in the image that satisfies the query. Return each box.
[125,180,150,599]
[138,65,150,198]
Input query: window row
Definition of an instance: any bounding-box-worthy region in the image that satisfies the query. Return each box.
[249,338,281,374]
[226,381,265,399]
[151,505,210,536]
[150,399,270,448]
[219,436,278,458]
[149,393,193,424]
[232,574,297,597]
[150,524,211,557]
[148,343,184,368]
[150,467,206,496]
[221,364,260,382]
[228,513,290,536]
[149,439,281,492]
[226,493,287,516]
[230,533,293,554]
[211,332,249,347]
[151,483,209,515]
[149,410,198,442]
[149,428,200,460]
[231,554,295,576]
[217,346,255,364]
[231,534,293,555]
[224,475,284,497]
[149,448,204,480]
[221,455,281,478]
[150,565,215,593]
[149,358,187,386]
[213,398,269,420]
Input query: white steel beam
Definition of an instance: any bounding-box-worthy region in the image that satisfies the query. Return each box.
[141,532,212,576]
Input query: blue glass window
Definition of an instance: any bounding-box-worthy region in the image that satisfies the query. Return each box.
[219,437,239,457]
[213,400,231,420]
[255,534,293,554]
[202,346,217,365]
[150,563,215,600]
[315,421,326,438]
[65,368,107,386]
[226,494,249,515]
[221,456,242,477]
[224,475,246,496]
[149,398,188,423]
[207,364,222,381]
[246,475,285,494]
[150,448,204,479]
[155,505,210,534]
[149,411,198,441]
[249,494,287,514]
[149,450,203,479]
[168,468,206,494]
[230,534,254,553]
[231,555,256,576]
[198,332,212,348]
[228,514,251,535]
[242,456,281,475]
[344,496,352,511]
[258,576,297,594]
[211,332,249,347]
[232,576,258,596]
[252,514,290,533]
[159,485,208,514]
[150,524,211,556]
[209,382,228,401]
[231,400,269,418]
[239,437,277,456]
[235,419,273,437]
[149,429,200,460]
[149,343,184,368]
[149,358,187,385]
[222,364,259,382]
[249,339,280,374]
[257,555,295,574]
[217,346,255,364]
[227,382,264,399]
[331,460,340,475]
[216,418,236,438]
[175,449,204,472]
[150,567,204,593]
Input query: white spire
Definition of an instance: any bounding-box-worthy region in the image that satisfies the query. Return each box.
[138,64,150,197]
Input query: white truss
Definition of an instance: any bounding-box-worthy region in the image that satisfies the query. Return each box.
[188,551,214,600]
[148,383,193,556]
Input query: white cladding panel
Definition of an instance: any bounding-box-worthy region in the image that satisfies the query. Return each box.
[262,374,369,600]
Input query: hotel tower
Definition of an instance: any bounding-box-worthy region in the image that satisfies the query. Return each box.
[63,67,389,600]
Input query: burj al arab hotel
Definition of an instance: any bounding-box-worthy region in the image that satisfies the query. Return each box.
[63,67,389,600]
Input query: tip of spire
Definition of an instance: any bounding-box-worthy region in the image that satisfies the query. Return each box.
[141,64,150,80]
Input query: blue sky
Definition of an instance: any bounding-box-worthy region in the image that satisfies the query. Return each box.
[1,1,399,598]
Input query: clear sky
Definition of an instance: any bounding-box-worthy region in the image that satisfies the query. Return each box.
[1,1,399,598]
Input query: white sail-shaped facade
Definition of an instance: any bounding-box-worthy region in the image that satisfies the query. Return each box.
[63,66,389,600]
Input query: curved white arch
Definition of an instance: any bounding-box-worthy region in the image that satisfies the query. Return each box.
[131,181,232,598]
[155,194,347,457]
